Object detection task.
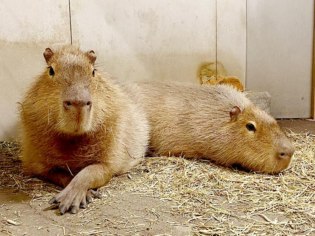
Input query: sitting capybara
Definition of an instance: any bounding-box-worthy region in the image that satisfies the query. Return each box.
[19,46,149,214]
[130,81,294,174]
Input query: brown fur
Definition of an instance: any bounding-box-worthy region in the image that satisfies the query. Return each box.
[130,81,294,174]
[19,46,149,214]
[198,62,244,92]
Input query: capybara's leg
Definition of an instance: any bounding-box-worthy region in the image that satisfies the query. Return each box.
[23,162,73,187]
[41,168,74,188]
[49,164,112,214]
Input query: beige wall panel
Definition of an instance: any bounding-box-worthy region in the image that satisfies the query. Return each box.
[247,0,313,118]
[217,0,246,84]
[0,0,71,139]
[71,0,216,83]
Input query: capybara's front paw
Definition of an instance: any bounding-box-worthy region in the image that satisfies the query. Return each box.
[49,187,102,214]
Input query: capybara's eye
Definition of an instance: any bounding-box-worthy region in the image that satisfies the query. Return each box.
[246,123,256,132]
[48,66,55,76]
[92,69,96,77]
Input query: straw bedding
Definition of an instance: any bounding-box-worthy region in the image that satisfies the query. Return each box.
[0,131,314,235]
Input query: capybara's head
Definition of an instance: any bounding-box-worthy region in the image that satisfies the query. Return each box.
[226,105,294,174]
[40,46,110,135]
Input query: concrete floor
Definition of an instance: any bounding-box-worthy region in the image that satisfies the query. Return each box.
[278,119,315,134]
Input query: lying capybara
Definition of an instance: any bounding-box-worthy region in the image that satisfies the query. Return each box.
[130,81,294,174]
[19,46,149,214]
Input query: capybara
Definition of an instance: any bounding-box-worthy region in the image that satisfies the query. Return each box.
[131,81,294,174]
[198,62,244,91]
[202,75,244,92]
[19,46,149,214]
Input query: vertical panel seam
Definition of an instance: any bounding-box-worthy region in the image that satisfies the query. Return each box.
[245,0,247,88]
[68,0,73,44]
[311,0,315,118]
[215,0,217,78]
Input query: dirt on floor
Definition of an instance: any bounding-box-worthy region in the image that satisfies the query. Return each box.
[0,119,314,236]
[0,189,191,236]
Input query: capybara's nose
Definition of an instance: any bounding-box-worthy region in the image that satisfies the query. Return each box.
[63,100,92,110]
[278,144,295,160]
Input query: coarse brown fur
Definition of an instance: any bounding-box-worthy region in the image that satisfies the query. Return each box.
[19,46,149,214]
[130,81,294,174]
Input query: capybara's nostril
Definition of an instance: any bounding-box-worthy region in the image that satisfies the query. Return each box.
[278,147,294,160]
[63,101,72,110]
[278,153,290,160]
[64,100,92,109]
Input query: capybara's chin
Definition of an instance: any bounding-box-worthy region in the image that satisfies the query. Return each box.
[247,154,292,174]
[267,154,293,174]
[57,119,93,135]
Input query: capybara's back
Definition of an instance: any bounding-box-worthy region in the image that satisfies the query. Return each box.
[133,81,294,174]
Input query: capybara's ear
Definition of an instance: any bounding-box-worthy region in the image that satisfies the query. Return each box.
[43,48,54,63]
[86,50,97,64]
[230,106,241,121]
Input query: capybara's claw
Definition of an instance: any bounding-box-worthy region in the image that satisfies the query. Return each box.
[70,205,79,214]
[80,201,87,209]
[86,189,102,203]
[49,197,58,205]
[86,194,92,204]
[89,189,102,199]
[59,204,68,215]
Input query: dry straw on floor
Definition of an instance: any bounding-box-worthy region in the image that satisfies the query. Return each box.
[0,131,314,235]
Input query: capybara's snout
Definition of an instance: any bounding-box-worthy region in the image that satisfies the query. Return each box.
[62,85,92,112]
[277,140,295,160]
[60,86,93,134]
[63,99,92,110]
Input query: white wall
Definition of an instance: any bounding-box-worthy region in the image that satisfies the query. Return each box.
[71,0,217,83]
[0,0,313,140]
[247,0,314,118]
[0,0,71,139]
[217,0,246,83]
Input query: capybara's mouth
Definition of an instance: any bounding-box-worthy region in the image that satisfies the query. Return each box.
[73,123,90,134]
[263,156,292,174]
[232,152,292,175]
[76,112,82,124]
[59,117,91,135]
[65,110,92,134]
